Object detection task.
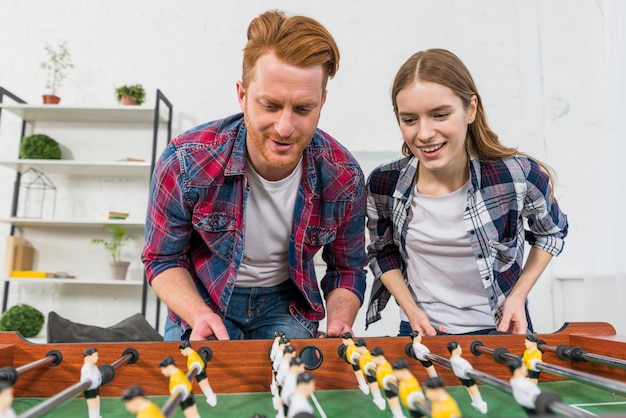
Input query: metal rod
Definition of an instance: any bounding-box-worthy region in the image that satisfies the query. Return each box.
[15,350,63,376]
[540,342,626,371]
[415,342,592,417]
[18,349,137,418]
[471,341,624,414]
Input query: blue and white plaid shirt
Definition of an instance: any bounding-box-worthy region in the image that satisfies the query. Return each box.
[365,155,568,330]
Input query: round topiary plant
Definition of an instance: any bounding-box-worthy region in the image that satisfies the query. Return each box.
[0,304,44,338]
[19,133,62,159]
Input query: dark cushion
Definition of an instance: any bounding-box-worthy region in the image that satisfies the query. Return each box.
[47,311,163,343]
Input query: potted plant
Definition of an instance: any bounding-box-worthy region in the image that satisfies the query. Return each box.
[19,134,62,159]
[91,224,138,280]
[115,84,146,105]
[40,41,74,105]
[0,304,44,338]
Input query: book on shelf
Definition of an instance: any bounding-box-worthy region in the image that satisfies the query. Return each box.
[107,211,129,220]
[9,270,75,279]
[4,236,34,277]
[10,271,56,278]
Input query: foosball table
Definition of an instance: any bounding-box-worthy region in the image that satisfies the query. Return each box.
[1,321,625,417]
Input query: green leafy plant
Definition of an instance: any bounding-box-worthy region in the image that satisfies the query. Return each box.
[19,134,62,159]
[40,41,74,96]
[0,304,44,338]
[115,84,146,105]
[91,224,138,262]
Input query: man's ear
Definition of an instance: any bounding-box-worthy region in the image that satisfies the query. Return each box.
[236,81,246,112]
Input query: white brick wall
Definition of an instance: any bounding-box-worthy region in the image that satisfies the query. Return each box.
[0,0,623,337]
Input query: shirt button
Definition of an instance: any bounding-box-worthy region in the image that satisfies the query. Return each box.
[478,254,483,259]
[483,277,489,280]
[470,230,475,235]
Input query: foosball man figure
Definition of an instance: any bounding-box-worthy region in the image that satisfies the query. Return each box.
[423,377,461,418]
[281,357,306,418]
[287,372,316,418]
[392,359,427,418]
[447,342,487,414]
[272,336,292,378]
[80,348,103,418]
[179,341,217,406]
[0,380,16,418]
[270,331,287,363]
[275,345,298,413]
[408,330,438,377]
[270,332,287,397]
[371,347,407,418]
[121,385,165,418]
[339,333,369,394]
[159,356,200,418]
[508,357,541,414]
[522,335,542,385]
[355,339,386,410]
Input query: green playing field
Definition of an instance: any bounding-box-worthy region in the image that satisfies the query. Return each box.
[11,380,626,417]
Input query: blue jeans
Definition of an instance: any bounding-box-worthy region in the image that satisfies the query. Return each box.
[398,320,497,337]
[164,280,316,341]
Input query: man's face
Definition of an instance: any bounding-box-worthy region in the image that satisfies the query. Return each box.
[237,52,327,181]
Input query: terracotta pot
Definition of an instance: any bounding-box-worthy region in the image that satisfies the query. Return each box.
[42,94,61,104]
[120,96,138,105]
[109,260,130,280]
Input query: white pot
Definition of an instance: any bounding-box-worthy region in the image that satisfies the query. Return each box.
[109,261,130,280]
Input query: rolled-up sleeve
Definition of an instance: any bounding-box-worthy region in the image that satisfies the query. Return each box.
[523,160,568,256]
[142,143,192,283]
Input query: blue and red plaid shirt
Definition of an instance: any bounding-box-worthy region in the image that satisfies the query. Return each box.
[142,113,367,329]
[365,155,568,330]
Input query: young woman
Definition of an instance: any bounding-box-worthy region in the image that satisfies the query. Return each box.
[365,49,568,337]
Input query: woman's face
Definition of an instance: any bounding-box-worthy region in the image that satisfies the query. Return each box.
[396,80,476,178]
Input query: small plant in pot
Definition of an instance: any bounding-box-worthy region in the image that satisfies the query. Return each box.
[40,41,74,104]
[115,84,146,105]
[0,304,44,338]
[91,224,138,280]
[19,133,62,159]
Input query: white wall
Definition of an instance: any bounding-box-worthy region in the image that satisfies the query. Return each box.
[0,0,624,337]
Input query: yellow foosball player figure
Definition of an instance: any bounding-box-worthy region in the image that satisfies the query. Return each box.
[339,333,369,394]
[447,342,487,414]
[179,341,217,406]
[522,335,542,384]
[423,377,462,418]
[121,385,166,418]
[0,380,16,418]
[392,359,427,418]
[80,348,103,418]
[371,347,407,418]
[355,339,387,410]
[159,356,200,418]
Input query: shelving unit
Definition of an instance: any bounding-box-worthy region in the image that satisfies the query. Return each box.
[0,87,172,329]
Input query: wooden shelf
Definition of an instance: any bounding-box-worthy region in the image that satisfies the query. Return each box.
[0,104,166,124]
[1,277,143,286]
[0,159,151,176]
[0,217,145,228]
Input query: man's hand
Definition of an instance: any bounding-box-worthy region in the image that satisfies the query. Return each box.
[324,288,360,337]
[498,293,528,334]
[189,312,230,341]
[325,318,354,338]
